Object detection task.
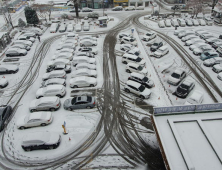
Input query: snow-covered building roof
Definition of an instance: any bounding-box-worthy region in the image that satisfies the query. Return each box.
[152,103,222,170]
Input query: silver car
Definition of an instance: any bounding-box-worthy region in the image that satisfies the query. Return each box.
[63,96,95,110]
[41,78,66,87]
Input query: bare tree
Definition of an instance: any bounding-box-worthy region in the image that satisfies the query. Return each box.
[1,2,14,29]
[32,2,53,22]
[186,0,204,18]
[68,0,80,20]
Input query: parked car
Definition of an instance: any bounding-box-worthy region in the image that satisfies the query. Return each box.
[171,19,179,27]
[150,42,163,52]
[181,35,198,42]
[17,112,53,129]
[52,52,73,61]
[120,44,133,51]
[0,65,19,74]
[204,17,213,26]
[18,35,35,43]
[185,38,205,46]
[124,80,151,99]
[41,78,66,88]
[189,42,207,51]
[79,36,97,42]
[152,45,169,58]
[119,32,131,39]
[75,24,82,32]
[128,72,154,88]
[46,64,71,73]
[193,45,215,55]
[167,68,186,86]
[67,23,74,32]
[200,51,219,61]
[185,19,193,26]
[191,19,199,26]
[174,78,195,98]
[0,105,12,132]
[78,47,97,55]
[69,8,81,12]
[125,6,135,11]
[14,40,32,47]
[87,12,99,19]
[203,57,222,67]
[47,59,70,69]
[36,85,66,99]
[122,53,145,65]
[136,6,144,10]
[158,20,165,28]
[120,37,137,46]
[70,76,97,88]
[6,48,27,57]
[50,23,59,33]
[59,24,67,32]
[126,47,140,56]
[177,18,186,27]
[212,42,222,49]
[75,63,96,70]
[56,43,76,50]
[29,96,60,112]
[205,38,222,45]
[80,40,97,47]
[125,62,148,75]
[11,44,30,51]
[198,19,206,26]
[72,56,96,66]
[142,31,156,41]
[112,6,123,11]
[178,30,195,39]
[71,68,97,78]
[42,70,66,81]
[201,34,215,40]
[83,23,90,31]
[0,78,8,88]
[21,131,61,151]
[212,63,222,73]
[184,90,204,105]
[217,45,222,56]
[23,32,36,38]
[55,49,74,55]
[82,7,93,12]
[64,96,96,110]
[75,51,94,58]
[197,31,208,37]
[164,19,171,27]
[217,72,222,81]
[174,29,185,36]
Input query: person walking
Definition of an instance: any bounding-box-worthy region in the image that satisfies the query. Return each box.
[37,35,40,42]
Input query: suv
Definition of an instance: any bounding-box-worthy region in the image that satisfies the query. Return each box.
[167,68,186,86]
[124,80,151,99]
[78,47,98,55]
[125,63,148,75]
[150,42,163,52]
[174,78,195,98]
[120,44,133,51]
[128,72,154,88]
[122,53,145,66]
[142,31,156,41]
[120,37,137,46]
[153,45,169,58]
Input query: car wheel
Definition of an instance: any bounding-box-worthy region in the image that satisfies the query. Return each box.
[20,126,25,130]
[68,108,72,111]
[41,123,47,126]
[74,85,78,88]
[25,148,31,151]
[86,106,92,109]
[90,84,94,87]
[30,109,36,112]
[49,146,54,150]
[122,61,127,64]
[36,96,43,99]
[126,69,131,73]
[140,95,145,99]
[125,88,130,93]
[50,108,55,111]
[56,94,61,98]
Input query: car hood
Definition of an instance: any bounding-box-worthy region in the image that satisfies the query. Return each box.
[190,45,197,49]
[141,68,148,74]
[46,133,60,145]
[36,88,44,97]
[168,76,179,83]
[16,115,26,127]
[141,88,151,96]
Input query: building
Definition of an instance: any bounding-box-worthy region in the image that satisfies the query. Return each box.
[0,32,11,53]
[113,0,128,7]
[128,0,150,7]
[152,103,222,170]
[80,0,110,9]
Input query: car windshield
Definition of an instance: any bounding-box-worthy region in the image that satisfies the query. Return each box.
[171,73,180,79]
[153,43,158,46]
[204,52,210,56]
[136,57,142,62]
[180,84,189,90]
[138,66,143,71]
[138,85,145,92]
[142,77,148,82]
[71,97,77,105]
[87,96,92,102]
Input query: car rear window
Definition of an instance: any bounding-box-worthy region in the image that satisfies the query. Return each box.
[71,97,77,105]
[87,96,92,102]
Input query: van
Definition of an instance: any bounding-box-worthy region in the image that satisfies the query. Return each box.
[177,19,186,27]
[216,45,222,56]
[75,24,82,32]
[50,23,59,33]
[122,53,145,66]
[83,23,90,31]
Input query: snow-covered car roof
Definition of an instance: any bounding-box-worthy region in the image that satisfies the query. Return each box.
[126,80,141,88]
[131,72,144,79]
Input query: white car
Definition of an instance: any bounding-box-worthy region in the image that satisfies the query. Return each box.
[47,59,71,68]
[75,63,96,70]
[55,48,74,55]
[70,76,97,88]
[75,24,82,32]
[196,30,208,36]
[164,19,171,27]
[119,32,131,39]
[191,19,199,26]
[198,19,206,26]
[61,33,78,41]
[122,53,145,65]
[0,78,8,88]
[79,36,97,42]
[41,78,66,87]
[29,96,60,112]
[56,43,76,50]
[120,37,137,46]
[52,52,73,60]
[126,47,140,56]
[128,72,154,88]
[167,68,186,86]
[80,40,97,47]
[171,19,179,27]
[23,32,36,38]
[124,80,151,99]
[59,24,66,32]
[14,40,32,47]
[205,38,221,44]
[185,19,193,26]
[217,72,222,81]
[71,68,97,78]
[125,63,148,75]
[136,6,144,10]
[67,23,74,32]
[75,51,94,58]
[17,112,53,129]
[212,64,222,73]
[201,34,215,40]
[82,7,93,12]
[142,31,156,41]
[174,29,185,36]
[152,45,169,58]
[178,31,195,39]
[181,35,198,42]
[42,70,66,81]
[184,90,204,105]
[125,6,135,11]
[50,23,59,33]
[11,44,30,51]
[193,45,215,55]
[158,20,165,28]
[18,35,35,43]
[78,47,98,55]
[72,56,96,66]
[36,85,66,98]
[60,39,78,46]
[177,18,186,27]
[120,44,133,51]
[185,38,205,46]
[6,48,27,57]
[189,42,207,51]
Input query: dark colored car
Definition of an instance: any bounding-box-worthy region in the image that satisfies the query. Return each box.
[174,78,195,98]
[0,65,19,75]
[150,42,163,52]
[46,65,71,73]
[0,105,12,132]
